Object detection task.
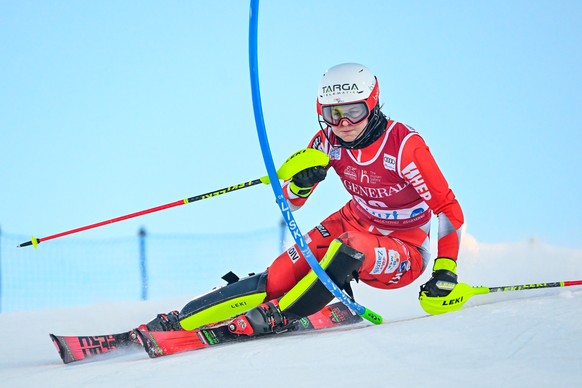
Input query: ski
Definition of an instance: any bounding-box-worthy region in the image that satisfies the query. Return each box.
[50,330,143,364]
[50,302,363,364]
[136,302,363,358]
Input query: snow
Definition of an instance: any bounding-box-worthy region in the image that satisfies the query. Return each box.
[1,236,581,387]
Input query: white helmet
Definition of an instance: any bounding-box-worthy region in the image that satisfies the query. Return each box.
[316,63,379,117]
[316,63,386,149]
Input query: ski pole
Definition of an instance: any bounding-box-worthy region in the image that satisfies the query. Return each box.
[17,148,329,249]
[420,280,582,315]
[17,180,263,249]
[486,279,582,293]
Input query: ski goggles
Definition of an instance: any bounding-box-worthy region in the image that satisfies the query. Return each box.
[321,102,369,126]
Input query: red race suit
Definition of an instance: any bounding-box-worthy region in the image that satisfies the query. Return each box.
[265,120,464,299]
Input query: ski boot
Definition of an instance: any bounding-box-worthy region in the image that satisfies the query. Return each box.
[228,300,288,336]
[145,310,183,331]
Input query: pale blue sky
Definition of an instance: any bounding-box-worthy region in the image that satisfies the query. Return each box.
[1,1,581,249]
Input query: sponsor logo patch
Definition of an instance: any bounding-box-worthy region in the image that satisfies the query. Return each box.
[344,166,358,181]
[384,250,401,274]
[315,224,331,238]
[398,260,411,273]
[370,247,388,275]
[402,162,432,200]
[321,83,360,96]
[330,147,341,160]
[287,246,301,263]
[410,208,425,218]
[312,136,323,151]
[383,154,396,171]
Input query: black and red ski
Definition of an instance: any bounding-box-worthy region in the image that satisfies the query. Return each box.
[50,302,363,364]
[136,302,362,358]
[50,330,143,364]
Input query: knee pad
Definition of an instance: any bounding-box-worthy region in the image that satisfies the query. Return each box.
[279,239,364,319]
[342,231,424,289]
[179,272,268,330]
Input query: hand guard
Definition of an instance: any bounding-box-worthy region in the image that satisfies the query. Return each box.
[419,282,476,315]
[419,258,458,297]
[289,166,327,198]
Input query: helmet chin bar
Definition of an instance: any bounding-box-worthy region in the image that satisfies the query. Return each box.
[318,104,387,150]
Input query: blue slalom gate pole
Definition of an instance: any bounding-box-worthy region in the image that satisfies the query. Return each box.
[248,0,381,325]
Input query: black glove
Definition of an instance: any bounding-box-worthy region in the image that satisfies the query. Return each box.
[289,166,327,198]
[419,258,458,297]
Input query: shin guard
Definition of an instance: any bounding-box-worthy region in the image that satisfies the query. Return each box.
[279,239,364,319]
[179,272,268,330]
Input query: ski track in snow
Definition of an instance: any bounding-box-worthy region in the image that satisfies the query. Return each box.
[1,289,581,387]
[1,239,582,387]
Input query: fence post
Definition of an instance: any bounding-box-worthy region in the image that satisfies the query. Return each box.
[139,227,148,301]
[0,225,2,313]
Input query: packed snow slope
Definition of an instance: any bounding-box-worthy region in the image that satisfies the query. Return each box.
[1,236,581,387]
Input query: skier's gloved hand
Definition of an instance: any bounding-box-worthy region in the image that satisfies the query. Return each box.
[419,258,458,297]
[289,166,327,198]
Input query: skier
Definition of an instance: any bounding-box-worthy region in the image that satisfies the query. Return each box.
[147,63,464,335]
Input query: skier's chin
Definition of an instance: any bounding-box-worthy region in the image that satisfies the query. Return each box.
[334,128,362,143]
